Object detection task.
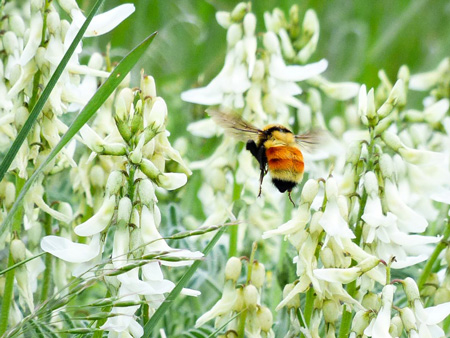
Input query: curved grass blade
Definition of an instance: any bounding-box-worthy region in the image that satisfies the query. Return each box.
[143,226,227,338]
[0,32,158,237]
[0,0,105,182]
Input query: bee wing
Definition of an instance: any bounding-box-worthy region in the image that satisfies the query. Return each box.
[207,109,262,142]
[294,129,328,153]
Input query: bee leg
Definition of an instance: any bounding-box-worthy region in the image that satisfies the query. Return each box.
[258,168,264,197]
[257,146,267,198]
[288,190,295,207]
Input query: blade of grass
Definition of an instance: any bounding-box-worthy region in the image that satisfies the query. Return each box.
[0,31,158,237]
[142,226,227,337]
[0,0,105,182]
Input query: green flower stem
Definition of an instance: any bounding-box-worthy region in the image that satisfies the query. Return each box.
[418,219,450,290]
[0,176,25,335]
[39,196,53,319]
[229,177,242,258]
[237,242,257,338]
[304,287,314,327]
[338,281,356,338]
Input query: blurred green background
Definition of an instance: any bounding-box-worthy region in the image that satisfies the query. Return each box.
[78,0,450,134]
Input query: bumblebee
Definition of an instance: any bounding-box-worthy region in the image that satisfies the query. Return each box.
[208,110,319,205]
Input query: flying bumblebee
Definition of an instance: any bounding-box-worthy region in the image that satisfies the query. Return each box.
[208,109,320,205]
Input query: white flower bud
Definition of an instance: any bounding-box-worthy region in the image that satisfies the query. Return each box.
[366,88,376,122]
[31,0,45,11]
[243,284,258,308]
[323,300,340,323]
[297,9,319,62]
[58,0,79,13]
[377,80,406,118]
[308,88,322,112]
[9,15,26,37]
[351,310,371,335]
[138,179,157,206]
[257,306,273,332]
[140,158,160,180]
[398,65,410,85]
[105,170,124,196]
[279,28,295,59]
[129,135,145,164]
[251,262,265,288]
[225,257,242,282]
[325,177,338,200]
[3,182,16,208]
[118,87,134,114]
[264,12,274,32]
[243,13,256,37]
[363,171,379,196]
[3,32,18,55]
[227,23,242,47]
[320,247,335,268]
[300,179,318,204]
[145,97,167,131]
[117,197,132,225]
[47,11,61,34]
[141,73,156,98]
[362,292,380,310]
[390,315,403,337]
[263,31,280,54]
[399,307,417,332]
[233,287,245,312]
[35,47,47,71]
[157,173,187,190]
[11,238,26,263]
[216,11,231,29]
[403,277,420,302]
[381,131,403,151]
[231,2,248,22]
[379,154,394,179]
[89,165,105,188]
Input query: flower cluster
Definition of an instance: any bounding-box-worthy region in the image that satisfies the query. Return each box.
[196,254,274,338]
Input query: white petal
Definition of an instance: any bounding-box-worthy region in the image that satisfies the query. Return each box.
[74,195,115,236]
[181,288,201,297]
[181,85,224,105]
[40,235,100,263]
[423,302,450,325]
[319,200,355,239]
[270,57,328,82]
[158,173,187,190]
[72,4,135,37]
[313,267,360,284]
[20,14,43,65]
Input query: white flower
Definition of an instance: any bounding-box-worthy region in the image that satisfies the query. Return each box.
[74,195,116,236]
[41,234,102,263]
[364,285,395,338]
[195,280,238,327]
[319,178,355,248]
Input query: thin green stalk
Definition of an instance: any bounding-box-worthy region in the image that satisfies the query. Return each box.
[338,281,356,338]
[39,197,54,319]
[303,287,314,327]
[0,177,25,335]
[229,177,242,258]
[237,242,258,338]
[418,219,450,289]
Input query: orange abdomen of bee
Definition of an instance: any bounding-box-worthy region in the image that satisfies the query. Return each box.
[266,146,304,179]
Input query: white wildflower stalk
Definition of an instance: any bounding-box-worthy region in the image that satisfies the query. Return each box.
[38,71,200,337]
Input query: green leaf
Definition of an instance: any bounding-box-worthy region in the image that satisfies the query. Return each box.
[0,31,158,237]
[142,226,226,337]
[0,0,105,182]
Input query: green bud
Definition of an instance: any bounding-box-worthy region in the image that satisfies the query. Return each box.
[351,310,371,335]
[361,292,380,311]
[139,159,161,180]
[130,111,143,134]
[97,143,127,156]
[231,2,248,22]
[323,300,340,323]
[11,238,26,263]
[114,115,132,142]
[105,171,125,196]
[390,315,403,337]
[400,307,416,332]
[421,273,439,297]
